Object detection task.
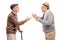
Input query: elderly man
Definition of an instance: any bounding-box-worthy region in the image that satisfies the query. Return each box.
[32,2,55,40]
[6,4,31,40]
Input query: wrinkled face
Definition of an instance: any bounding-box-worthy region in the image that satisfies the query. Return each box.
[13,6,19,13]
[41,5,47,12]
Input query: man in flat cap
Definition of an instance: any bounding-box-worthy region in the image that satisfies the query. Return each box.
[32,2,55,40]
[6,4,31,40]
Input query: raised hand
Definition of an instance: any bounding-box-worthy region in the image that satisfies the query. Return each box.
[26,16,31,21]
[32,14,37,18]
[32,14,41,21]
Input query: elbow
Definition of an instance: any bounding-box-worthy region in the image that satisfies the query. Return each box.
[44,22,52,25]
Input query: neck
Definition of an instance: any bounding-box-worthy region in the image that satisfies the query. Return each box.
[12,10,17,14]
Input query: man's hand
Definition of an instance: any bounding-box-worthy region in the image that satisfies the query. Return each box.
[25,16,31,21]
[32,14,37,18]
[19,30,23,32]
[32,14,41,21]
[35,17,41,21]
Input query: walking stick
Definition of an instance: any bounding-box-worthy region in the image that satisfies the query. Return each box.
[21,31,23,40]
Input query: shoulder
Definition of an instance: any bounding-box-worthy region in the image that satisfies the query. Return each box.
[47,11,54,18]
[8,12,14,18]
[47,11,54,16]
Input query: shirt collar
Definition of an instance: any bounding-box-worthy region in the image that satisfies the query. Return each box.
[12,11,17,16]
[43,10,50,17]
[44,10,49,14]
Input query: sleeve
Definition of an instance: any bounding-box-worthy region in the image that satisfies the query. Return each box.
[9,16,26,26]
[17,26,21,31]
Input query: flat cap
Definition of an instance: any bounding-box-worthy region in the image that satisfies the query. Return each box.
[10,4,18,10]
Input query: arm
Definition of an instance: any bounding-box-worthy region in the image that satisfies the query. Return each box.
[9,16,27,26]
[9,16,31,26]
[32,13,54,25]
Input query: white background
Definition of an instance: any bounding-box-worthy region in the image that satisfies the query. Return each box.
[0,0,60,40]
